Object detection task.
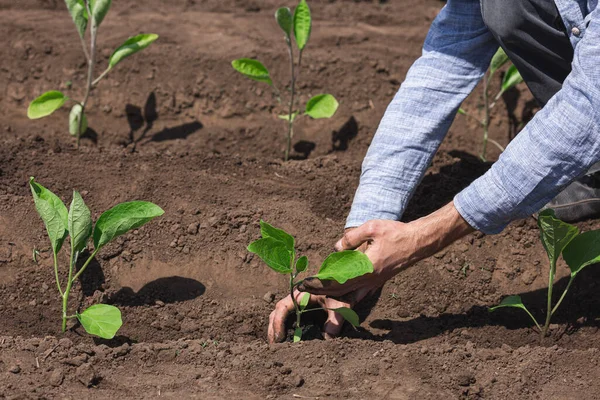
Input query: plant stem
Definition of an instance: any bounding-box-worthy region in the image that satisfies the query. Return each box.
[71,248,99,283]
[53,251,63,297]
[481,72,490,162]
[77,2,97,149]
[290,274,301,330]
[61,248,99,332]
[79,33,90,63]
[522,307,542,332]
[284,42,297,162]
[551,276,574,316]
[541,260,557,340]
[91,67,110,87]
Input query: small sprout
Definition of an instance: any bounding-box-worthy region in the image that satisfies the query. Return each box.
[27,0,158,148]
[490,209,600,342]
[33,248,40,263]
[458,47,524,161]
[29,177,164,339]
[232,0,339,161]
[248,221,373,342]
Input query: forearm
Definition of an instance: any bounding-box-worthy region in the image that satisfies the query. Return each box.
[407,201,474,265]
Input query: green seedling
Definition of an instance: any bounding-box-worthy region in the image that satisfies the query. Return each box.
[459,47,524,162]
[29,177,164,339]
[27,0,158,147]
[490,209,600,342]
[248,221,373,342]
[232,0,339,161]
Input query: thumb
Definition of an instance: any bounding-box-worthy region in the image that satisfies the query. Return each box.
[335,223,375,251]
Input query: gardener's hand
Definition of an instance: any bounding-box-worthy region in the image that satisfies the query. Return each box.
[268,289,373,343]
[299,202,474,300]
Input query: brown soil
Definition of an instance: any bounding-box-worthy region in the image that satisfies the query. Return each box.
[2,0,600,399]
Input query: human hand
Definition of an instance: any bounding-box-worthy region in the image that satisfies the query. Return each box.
[299,202,474,299]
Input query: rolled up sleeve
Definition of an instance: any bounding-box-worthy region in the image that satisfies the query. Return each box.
[346,0,497,228]
[455,7,600,234]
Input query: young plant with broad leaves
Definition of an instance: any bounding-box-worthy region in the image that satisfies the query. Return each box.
[490,209,600,342]
[29,177,164,339]
[232,0,339,161]
[27,0,158,147]
[248,221,373,342]
[458,47,524,161]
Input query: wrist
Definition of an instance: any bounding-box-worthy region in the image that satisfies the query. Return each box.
[410,201,474,260]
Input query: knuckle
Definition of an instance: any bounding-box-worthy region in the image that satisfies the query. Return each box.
[364,221,379,236]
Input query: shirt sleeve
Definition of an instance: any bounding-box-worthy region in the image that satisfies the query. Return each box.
[454,7,600,234]
[346,0,498,229]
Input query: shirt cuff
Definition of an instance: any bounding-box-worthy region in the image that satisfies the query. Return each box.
[453,180,509,235]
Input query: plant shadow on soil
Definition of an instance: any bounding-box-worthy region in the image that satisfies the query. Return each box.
[331,116,359,152]
[289,116,359,160]
[351,267,600,348]
[109,276,206,307]
[125,92,203,148]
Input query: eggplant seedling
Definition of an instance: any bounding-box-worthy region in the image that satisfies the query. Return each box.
[29,177,164,339]
[232,0,339,161]
[27,0,158,147]
[458,47,524,162]
[248,221,373,342]
[490,209,600,342]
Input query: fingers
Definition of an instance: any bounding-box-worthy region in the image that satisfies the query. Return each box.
[269,292,307,344]
[336,286,372,305]
[268,295,294,344]
[298,277,348,297]
[335,222,376,252]
[323,287,373,340]
[324,298,348,339]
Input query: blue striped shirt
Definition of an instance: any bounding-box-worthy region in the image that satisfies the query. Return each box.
[346,0,600,234]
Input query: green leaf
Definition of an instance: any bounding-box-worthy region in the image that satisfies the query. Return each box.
[299,292,310,311]
[29,177,68,254]
[296,255,308,274]
[64,0,88,38]
[231,59,272,85]
[27,91,67,119]
[293,0,311,50]
[305,94,339,119]
[77,304,122,339]
[489,295,541,330]
[260,220,295,250]
[69,104,88,137]
[457,108,467,115]
[489,47,509,77]
[278,112,299,122]
[93,201,164,248]
[109,34,159,69]
[275,7,293,36]
[563,231,600,277]
[68,191,92,253]
[314,250,373,284]
[489,295,527,312]
[501,65,523,93]
[330,307,359,327]
[247,237,293,274]
[293,327,302,342]
[538,209,579,271]
[89,0,111,26]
